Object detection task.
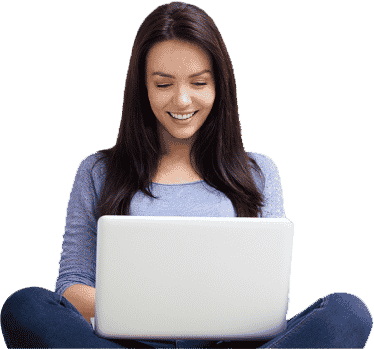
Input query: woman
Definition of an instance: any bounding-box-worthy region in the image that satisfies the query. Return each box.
[1,2,372,348]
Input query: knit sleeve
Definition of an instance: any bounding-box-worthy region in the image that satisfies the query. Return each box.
[55,153,105,297]
[250,153,286,218]
[253,153,291,306]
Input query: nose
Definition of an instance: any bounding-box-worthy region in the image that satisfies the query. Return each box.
[172,84,193,106]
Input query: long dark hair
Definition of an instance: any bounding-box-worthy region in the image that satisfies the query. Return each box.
[92,1,265,219]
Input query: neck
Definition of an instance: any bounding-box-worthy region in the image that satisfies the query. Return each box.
[159,136,195,163]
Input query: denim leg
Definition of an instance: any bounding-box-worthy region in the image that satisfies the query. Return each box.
[3,289,371,349]
[257,292,373,348]
[0,286,155,348]
[133,293,373,348]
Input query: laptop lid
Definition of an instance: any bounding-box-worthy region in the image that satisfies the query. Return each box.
[93,216,294,341]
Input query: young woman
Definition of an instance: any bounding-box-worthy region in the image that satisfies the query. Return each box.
[1,2,372,348]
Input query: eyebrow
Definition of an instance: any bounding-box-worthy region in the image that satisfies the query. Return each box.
[151,69,211,79]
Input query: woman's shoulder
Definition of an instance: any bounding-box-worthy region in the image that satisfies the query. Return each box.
[246,152,281,192]
[246,151,278,170]
[77,151,108,178]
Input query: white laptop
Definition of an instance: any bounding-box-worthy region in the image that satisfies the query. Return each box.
[91,216,294,341]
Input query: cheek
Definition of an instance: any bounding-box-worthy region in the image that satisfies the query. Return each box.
[201,88,215,106]
[149,90,168,107]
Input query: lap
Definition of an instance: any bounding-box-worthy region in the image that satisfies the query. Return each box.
[2,288,372,349]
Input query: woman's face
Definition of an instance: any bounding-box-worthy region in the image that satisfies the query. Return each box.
[145,39,215,149]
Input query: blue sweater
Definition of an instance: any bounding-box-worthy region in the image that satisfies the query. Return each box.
[55,151,286,297]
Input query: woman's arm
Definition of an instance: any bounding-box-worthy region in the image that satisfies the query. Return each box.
[63,284,96,324]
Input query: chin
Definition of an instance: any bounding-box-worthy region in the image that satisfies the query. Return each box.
[170,132,196,141]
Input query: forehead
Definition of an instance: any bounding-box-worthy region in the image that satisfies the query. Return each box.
[146,40,212,75]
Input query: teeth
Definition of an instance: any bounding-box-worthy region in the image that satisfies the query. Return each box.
[170,111,196,120]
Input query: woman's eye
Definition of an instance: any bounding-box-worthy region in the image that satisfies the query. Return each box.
[157,83,207,88]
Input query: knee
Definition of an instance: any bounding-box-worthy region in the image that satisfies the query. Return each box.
[1,287,50,320]
[327,292,373,329]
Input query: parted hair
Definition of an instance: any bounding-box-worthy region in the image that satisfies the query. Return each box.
[92,1,265,220]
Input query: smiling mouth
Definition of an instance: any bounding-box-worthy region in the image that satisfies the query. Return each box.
[167,110,199,120]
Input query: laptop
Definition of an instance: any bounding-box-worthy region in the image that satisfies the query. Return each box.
[91,216,294,341]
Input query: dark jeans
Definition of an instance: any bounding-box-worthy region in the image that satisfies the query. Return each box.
[1,287,372,348]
